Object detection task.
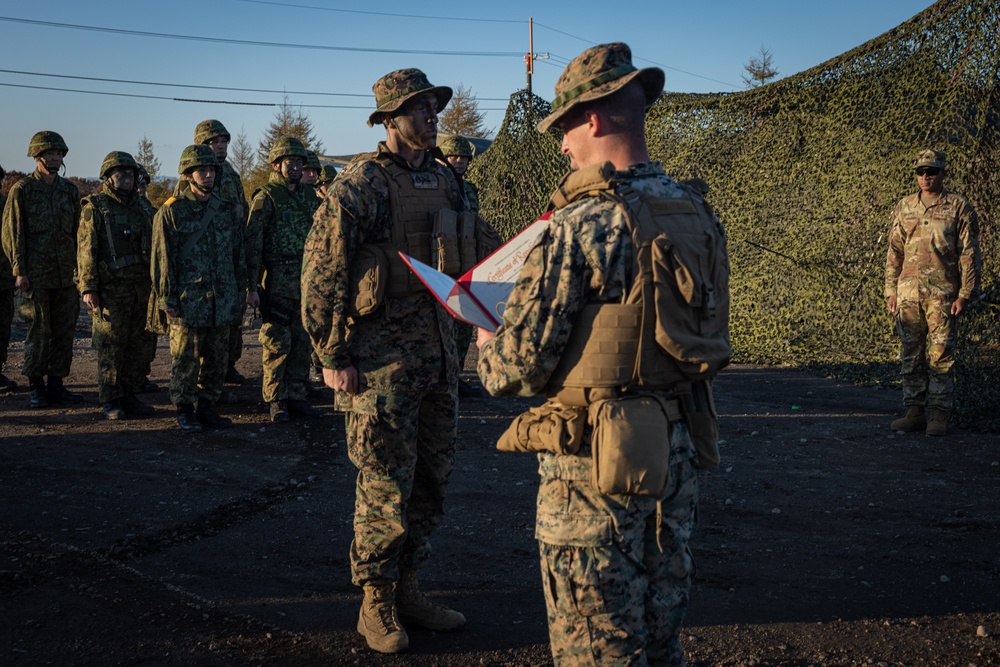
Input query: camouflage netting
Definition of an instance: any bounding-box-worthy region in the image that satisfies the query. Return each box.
[471,0,1000,430]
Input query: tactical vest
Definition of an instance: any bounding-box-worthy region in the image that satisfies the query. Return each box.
[90,192,150,274]
[543,162,731,404]
[256,181,316,263]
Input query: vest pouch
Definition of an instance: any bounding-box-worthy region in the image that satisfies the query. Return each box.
[678,380,720,470]
[458,211,478,273]
[497,402,586,454]
[348,244,388,317]
[432,209,462,276]
[588,393,674,498]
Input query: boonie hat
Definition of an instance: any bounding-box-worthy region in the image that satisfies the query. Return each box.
[368,68,452,127]
[537,42,664,133]
[914,149,946,170]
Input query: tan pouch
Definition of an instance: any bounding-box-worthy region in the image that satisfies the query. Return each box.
[497,402,586,454]
[589,393,673,497]
[432,209,461,276]
[347,244,388,317]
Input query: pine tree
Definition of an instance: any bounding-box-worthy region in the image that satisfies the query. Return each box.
[247,96,325,193]
[229,126,255,201]
[438,83,492,138]
[742,47,779,88]
[134,135,162,181]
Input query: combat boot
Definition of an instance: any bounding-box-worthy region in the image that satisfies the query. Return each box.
[269,400,289,423]
[224,366,246,385]
[28,376,48,409]
[138,378,160,393]
[177,403,203,433]
[0,373,17,393]
[926,408,948,437]
[890,406,925,432]
[103,400,125,421]
[287,398,324,419]
[357,584,408,654]
[121,393,155,417]
[196,399,232,429]
[396,570,466,631]
[47,376,83,404]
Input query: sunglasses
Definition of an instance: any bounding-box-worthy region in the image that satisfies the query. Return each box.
[916,167,941,176]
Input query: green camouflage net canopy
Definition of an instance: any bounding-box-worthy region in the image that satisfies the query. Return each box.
[473,0,999,429]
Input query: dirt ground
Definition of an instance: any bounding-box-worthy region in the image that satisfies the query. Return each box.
[1,318,999,667]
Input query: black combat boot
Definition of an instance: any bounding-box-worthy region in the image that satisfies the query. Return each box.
[224,366,246,385]
[269,400,289,423]
[121,393,155,417]
[138,378,160,393]
[103,399,125,420]
[0,372,17,393]
[287,398,324,418]
[28,376,48,409]
[196,399,232,429]
[46,376,83,404]
[176,403,203,433]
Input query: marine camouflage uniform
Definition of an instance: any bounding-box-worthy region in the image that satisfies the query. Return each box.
[301,142,464,587]
[1,170,81,381]
[151,189,245,406]
[0,191,15,382]
[246,172,318,403]
[77,184,157,402]
[885,189,981,411]
[478,163,699,666]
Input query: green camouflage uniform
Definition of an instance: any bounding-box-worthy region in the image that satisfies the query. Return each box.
[301,142,463,587]
[137,194,160,381]
[0,192,13,375]
[246,173,318,403]
[151,189,246,406]
[885,189,981,411]
[77,184,157,402]
[462,180,480,216]
[1,170,81,379]
[478,163,699,666]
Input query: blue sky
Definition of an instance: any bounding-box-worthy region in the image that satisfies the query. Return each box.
[0,0,932,179]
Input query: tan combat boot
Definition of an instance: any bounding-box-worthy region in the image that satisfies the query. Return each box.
[396,570,466,631]
[357,584,408,653]
[926,408,948,437]
[890,406,926,432]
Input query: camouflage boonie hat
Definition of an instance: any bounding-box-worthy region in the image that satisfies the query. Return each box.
[177,144,219,174]
[438,135,474,158]
[304,150,321,170]
[194,119,231,144]
[914,149,946,170]
[317,164,338,184]
[100,151,138,180]
[367,68,452,127]
[28,131,69,157]
[537,42,665,133]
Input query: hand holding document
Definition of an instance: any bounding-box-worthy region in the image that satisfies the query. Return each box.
[400,211,552,332]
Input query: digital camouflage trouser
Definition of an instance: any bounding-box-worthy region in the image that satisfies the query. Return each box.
[167,323,228,406]
[0,288,13,371]
[896,296,956,410]
[536,422,699,667]
[345,384,458,587]
[18,285,80,379]
[258,297,310,402]
[89,280,157,402]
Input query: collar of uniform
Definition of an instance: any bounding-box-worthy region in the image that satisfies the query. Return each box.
[376,141,434,172]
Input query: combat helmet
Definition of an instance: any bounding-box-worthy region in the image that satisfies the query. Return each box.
[194,119,231,144]
[177,144,219,174]
[304,150,321,170]
[268,136,309,164]
[317,164,338,185]
[28,131,69,157]
[100,151,139,180]
[438,135,474,158]
[136,164,151,186]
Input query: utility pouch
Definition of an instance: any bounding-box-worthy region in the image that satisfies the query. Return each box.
[458,210,478,273]
[348,244,388,317]
[588,393,676,498]
[497,402,586,454]
[431,209,461,276]
[676,380,720,470]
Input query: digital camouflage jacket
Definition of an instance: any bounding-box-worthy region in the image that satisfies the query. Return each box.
[77,185,153,293]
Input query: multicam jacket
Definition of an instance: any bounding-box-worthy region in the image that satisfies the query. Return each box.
[301,142,464,391]
[885,189,981,302]
[77,184,153,293]
[1,170,81,289]
[151,188,246,328]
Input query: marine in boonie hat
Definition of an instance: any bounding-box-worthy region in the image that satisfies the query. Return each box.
[914,149,946,170]
[367,68,452,128]
[537,42,665,133]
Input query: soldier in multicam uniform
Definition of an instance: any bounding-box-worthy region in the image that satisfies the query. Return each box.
[477,43,704,666]
[302,68,498,654]
[152,145,247,433]
[187,120,250,389]
[245,137,324,423]
[0,164,18,393]
[885,149,981,437]
[437,134,483,398]
[134,163,161,394]
[2,131,83,408]
[77,151,158,420]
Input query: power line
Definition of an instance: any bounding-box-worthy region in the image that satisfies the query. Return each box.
[233,0,522,23]
[0,15,523,57]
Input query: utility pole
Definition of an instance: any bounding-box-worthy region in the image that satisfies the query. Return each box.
[524,18,549,95]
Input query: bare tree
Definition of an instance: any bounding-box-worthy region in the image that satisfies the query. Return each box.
[134,135,162,181]
[742,47,779,88]
[438,83,492,138]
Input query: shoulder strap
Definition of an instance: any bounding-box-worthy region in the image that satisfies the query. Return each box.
[178,194,222,264]
[549,161,617,210]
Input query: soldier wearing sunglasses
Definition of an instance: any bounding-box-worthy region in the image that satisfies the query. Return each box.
[885,149,981,436]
